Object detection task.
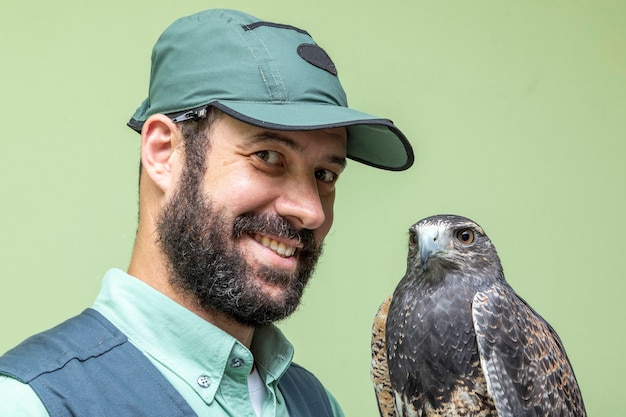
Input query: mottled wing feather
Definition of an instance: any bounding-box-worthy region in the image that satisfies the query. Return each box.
[472,283,586,417]
[371,295,396,417]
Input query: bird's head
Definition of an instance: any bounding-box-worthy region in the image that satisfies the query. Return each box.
[406,214,503,285]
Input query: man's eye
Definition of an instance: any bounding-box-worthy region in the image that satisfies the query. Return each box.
[315,169,337,183]
[256,150,281,165]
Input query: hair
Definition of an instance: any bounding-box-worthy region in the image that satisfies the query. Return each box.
[176,107,224,185]
[137,106,224,186]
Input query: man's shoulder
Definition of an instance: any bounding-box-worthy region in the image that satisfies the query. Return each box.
[0,309,197,417]
[0,309,125,382]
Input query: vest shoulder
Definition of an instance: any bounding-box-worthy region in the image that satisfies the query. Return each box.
[0,309,126,382]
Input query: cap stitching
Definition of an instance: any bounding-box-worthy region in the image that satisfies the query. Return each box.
[253,32,287,102]
[228,23,275,101]
[222,10,286,102]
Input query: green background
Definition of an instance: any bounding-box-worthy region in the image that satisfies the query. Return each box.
[1,1,624,415]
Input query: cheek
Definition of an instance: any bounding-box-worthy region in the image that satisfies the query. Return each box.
[204,174,279,214]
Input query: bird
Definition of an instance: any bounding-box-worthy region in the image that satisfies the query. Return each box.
[371,214,586,417]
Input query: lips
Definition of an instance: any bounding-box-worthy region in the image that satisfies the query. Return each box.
[253,233,297,258]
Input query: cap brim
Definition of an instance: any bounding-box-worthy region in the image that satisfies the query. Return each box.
[128,100,414,171]
[212,101,414,171]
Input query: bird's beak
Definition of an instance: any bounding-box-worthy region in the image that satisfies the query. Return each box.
[419,226,440,270]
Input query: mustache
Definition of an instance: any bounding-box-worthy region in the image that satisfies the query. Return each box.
[232,213,317,251]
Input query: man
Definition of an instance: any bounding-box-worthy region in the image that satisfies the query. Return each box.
[0,9,413,416]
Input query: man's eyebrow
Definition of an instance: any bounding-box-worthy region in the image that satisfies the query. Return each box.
[327,155,347,170]
[249,132,347,169]
[249,132,304,152]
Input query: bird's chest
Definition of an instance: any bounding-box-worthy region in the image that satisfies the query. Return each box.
[386,281,484,394]
[385,282,498,415]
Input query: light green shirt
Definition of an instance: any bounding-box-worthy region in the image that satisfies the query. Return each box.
[0,269,344,416]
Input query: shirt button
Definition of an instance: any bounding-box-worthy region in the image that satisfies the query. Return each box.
[197,375,211,388]
[231,357,245,368]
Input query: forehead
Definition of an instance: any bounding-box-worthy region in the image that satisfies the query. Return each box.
[210,114,348,158]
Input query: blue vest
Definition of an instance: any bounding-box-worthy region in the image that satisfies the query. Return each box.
[0,309,333,417]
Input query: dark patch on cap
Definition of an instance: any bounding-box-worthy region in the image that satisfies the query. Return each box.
[297,43,337,76]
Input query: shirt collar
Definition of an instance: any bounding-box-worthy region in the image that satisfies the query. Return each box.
[92,268,294,404]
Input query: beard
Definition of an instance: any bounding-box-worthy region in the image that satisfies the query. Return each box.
[156,176,323,327]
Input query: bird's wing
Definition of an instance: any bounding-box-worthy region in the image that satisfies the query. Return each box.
[371,295,396,417]
[472,284,586,417]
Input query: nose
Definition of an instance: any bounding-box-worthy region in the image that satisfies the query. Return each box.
[274,177,327,231]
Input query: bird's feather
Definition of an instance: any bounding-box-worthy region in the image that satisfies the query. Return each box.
[371,295,396,417]
[473,284,586,416]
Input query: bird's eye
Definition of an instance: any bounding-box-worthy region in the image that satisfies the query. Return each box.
[409,231,418,247]
[455,228,475,245]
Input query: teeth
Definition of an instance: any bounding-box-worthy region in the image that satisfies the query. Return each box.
[254,234,296,257]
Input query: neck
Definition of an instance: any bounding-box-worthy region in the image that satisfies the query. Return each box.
[128,228,256,348]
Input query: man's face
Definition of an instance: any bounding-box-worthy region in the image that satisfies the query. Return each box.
[157,114,347,326]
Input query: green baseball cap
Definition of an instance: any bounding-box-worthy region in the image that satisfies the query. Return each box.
[128,9,414,171]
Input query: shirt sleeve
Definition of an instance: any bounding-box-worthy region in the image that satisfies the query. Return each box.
[324,388,346,417]
[0,375,49,416]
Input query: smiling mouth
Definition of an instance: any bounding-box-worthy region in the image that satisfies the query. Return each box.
[253,233,297,258]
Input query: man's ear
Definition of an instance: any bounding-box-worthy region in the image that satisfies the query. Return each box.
[140,114,182,193]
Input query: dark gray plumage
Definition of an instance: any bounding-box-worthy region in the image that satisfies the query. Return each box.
[371,214,586,417]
